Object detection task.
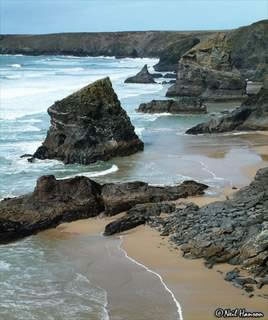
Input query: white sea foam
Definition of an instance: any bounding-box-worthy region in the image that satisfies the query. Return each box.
[0,261,11,271]
[9,64,22,68]
[119,236,183,320]
[4,75,21,80]
[58,164,118,180]
[134,127,145,137]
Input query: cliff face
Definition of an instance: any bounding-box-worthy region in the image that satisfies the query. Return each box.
[33,77,144,164]
[0,31,212,58]
[168,20,268,99]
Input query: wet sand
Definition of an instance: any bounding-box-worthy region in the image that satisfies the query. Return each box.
[45,131,268,320]
[123,226,268,320]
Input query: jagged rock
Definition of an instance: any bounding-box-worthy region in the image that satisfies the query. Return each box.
[0,176,207,243]
[166,20,268,100]
[154,37,200,72]
[166,63,247,101]
[148,167,268,288]
[137,98,207,114]
[32,78,143,164]
[101,180,208,215]
[104,202,176,235]
[186,84,268,134]
[0,175,104,243]
[124,64,156,84]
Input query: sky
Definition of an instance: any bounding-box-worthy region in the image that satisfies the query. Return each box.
[0,0,267,34]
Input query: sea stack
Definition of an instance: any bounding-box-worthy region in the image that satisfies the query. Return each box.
[124,64,156,84]
[32,77,144,164]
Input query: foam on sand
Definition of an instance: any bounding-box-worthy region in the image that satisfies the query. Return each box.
[119,236,183,320]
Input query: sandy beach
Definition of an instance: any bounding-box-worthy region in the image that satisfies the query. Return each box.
[40,134,268,320]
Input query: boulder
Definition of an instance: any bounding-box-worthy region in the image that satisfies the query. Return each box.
[0,175,104,243]
[32,78,143,164]
[124,64,156,84]
[137,98,207,114]
[104,202,176,235]
[186,84,268,134]
[101,180,208,215]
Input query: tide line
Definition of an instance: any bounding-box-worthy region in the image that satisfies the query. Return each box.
[118,235,183,320]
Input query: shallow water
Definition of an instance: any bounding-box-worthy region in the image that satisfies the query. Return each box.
[0,54,267,319]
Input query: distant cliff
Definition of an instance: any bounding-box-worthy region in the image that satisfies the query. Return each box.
[0,31,213,58]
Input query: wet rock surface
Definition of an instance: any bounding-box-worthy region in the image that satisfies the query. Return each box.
[0,178,207,243]
[0,175,104,243]
[146,167,268,291]
[101,180,208,215]
[32,77,143,164]
[124,64,156,84]
[186,84,268,134]
[137,98,207,114]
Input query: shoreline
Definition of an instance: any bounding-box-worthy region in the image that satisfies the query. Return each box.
[49,143,268,319]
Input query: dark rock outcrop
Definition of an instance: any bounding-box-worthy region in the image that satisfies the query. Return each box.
[154,37,200,72]
[101,180,208,215]
[186,83,268,134]
[32,77,143,164]
[166,62,247,101]
[167,20,267,100]
[148,167,268,289]
[0,175,104,243]
[124,65,156,84]
[0,176,207,243]
[137,98,207,114]
[104,202,176,235]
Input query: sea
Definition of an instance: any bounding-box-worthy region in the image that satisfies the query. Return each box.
[0,55,266,320]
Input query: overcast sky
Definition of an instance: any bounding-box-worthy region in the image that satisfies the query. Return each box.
[1,0,267,34]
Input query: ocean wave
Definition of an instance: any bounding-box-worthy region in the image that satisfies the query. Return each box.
[9,64,22,68]
[4,75,21,80]
[58,164,118,180]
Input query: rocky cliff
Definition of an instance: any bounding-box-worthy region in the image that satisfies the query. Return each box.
[0,31,212,58]
[167,20,268,100]
[32,77,144,164]
[153,37,200,72]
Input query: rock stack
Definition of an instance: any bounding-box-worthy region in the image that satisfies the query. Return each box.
[32,77,144,164]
